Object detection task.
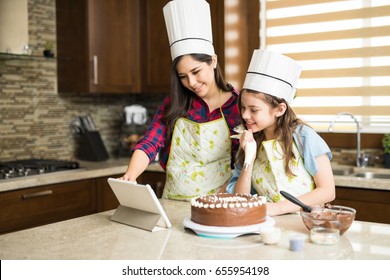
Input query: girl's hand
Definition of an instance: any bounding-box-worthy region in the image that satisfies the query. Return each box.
[241,130,257,170]
[239,130,254,149]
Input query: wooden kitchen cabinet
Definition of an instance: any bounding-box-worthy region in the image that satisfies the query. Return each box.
[140,0,225,93]
[137,171,166,199]
[56,0,141,94]
[96,174,121,212]
[139,0,171,93]
[0,179,97,234]
[56,0,225,94]
[333,186,390,224]
[0,170,166,234]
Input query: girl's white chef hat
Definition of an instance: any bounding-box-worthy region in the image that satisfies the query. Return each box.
[243,49,302,103]
[163,0,215,61]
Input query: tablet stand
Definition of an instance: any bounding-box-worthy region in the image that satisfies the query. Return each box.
[111,205,162,232]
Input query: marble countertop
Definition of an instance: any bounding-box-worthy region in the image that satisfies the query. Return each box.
[331,164,390,191]
[0,199,389,260]
[333,174,390,190]
[0,159,389,192]
[0,158,164,192]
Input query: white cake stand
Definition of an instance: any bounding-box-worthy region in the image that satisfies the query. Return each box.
[183,217,275,239]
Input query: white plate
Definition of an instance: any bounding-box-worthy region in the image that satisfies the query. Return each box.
[183,217,275,239]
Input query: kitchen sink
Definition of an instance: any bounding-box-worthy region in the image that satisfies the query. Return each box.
[332,168,354,176]
[351,172,390,179]
[332,167,390,180]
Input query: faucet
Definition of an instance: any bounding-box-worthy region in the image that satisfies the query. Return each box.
[328,112,369,167]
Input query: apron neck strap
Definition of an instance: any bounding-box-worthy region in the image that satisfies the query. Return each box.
[218,89,225,118]
[218,89,226,120]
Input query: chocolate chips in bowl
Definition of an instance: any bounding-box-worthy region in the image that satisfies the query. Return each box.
[300,205,356,235]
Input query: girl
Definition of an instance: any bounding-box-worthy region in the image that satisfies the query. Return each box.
[226,49,335,216]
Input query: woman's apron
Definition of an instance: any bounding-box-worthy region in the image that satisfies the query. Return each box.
[163,108,232,201]
[251,139,315,202]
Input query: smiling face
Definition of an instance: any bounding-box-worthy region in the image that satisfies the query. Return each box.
[176,54,217,98]
[240,90,287,140]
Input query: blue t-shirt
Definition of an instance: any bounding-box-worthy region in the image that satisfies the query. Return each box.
[226,125,332,194]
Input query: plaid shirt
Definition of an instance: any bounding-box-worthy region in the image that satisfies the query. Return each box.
[133,89,240,170]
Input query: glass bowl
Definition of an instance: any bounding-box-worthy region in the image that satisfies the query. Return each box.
[300,205,356,235]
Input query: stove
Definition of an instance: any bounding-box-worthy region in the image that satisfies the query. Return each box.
[0,159,80,180]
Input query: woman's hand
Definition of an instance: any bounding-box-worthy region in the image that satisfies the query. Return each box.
[117,149,150,183]
[117,173,137,183]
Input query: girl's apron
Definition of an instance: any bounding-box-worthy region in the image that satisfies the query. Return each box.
[163,108,232,201]
[251,139,315,202]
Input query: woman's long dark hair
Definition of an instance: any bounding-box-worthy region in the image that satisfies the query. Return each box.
[162,53,233,142]
[236,89,307,177]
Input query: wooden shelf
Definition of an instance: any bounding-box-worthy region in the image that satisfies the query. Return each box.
[0,52,57,61]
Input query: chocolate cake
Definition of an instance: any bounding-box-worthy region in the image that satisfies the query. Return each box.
[190,193,267,227]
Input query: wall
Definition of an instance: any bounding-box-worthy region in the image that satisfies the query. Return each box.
[0,0,165,162]
[0,0,29,54]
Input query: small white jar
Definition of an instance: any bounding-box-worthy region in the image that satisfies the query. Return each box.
[259,227,281,245]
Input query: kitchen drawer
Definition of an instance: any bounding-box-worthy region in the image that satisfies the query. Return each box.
[334,186,390,224]
[0,179,97,234]
[96,174,121,212]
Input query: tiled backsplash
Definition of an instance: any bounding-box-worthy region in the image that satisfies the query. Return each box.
[0,0,165,161]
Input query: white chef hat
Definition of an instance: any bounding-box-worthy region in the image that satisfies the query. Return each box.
[243,49,302,103]
[163,0,215,61]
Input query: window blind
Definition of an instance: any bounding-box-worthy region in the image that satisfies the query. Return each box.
[260,0,390,133]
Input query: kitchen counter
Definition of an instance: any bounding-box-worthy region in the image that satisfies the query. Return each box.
[0,199,389,260]
[0,158,164,192]
[331,164,390,191]
[334,173,390,190]
[1,159,389,192]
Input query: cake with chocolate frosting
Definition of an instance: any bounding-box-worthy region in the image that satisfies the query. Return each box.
[190,193,267,227]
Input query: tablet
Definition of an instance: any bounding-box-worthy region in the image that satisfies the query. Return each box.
[107,178,171,231]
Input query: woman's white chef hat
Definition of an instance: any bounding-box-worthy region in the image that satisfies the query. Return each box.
[243,49,302,103]
[163,0,215,61]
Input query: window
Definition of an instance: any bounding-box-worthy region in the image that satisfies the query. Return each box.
[260,0,390,133]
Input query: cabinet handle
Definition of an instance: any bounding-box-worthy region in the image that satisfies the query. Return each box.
[22,190,53,199]
[93,55,98,85]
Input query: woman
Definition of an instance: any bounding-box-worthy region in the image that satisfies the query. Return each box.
[120,0,240,200]
[226,49,335,216]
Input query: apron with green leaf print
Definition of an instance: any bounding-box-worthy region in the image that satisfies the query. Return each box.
[163,114,232,201]
[251,139,315,202]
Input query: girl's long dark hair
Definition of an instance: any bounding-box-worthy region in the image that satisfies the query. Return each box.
[162,53,233,141]
[236,89,307,177]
